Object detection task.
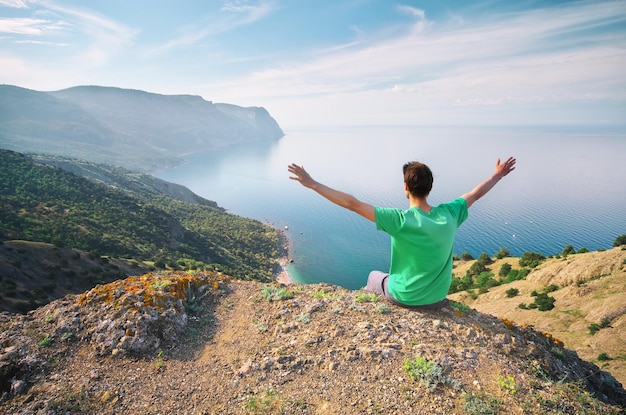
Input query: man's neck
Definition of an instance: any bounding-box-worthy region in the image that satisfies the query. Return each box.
[409,196,432,212]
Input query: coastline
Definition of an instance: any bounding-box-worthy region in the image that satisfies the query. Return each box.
[274,227,294,285]
[275,257,293,285]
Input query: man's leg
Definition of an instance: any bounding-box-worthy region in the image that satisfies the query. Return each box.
[365,270,388,294]
[366,270,449,309]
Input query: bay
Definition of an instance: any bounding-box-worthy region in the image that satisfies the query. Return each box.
[157,125,626,289]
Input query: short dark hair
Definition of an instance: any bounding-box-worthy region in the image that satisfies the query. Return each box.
[403,161,433,198]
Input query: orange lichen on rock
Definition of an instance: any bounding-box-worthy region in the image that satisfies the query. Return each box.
[540,331,565,348]
[499,317,564,349]
[72,271,231,356]
[500,317,516,330]
[77,271,230,309]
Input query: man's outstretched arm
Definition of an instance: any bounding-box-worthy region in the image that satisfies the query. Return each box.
[288,163,375,222]
[461,157,516,208]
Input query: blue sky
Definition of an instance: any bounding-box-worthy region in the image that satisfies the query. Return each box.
[1,0,625,127]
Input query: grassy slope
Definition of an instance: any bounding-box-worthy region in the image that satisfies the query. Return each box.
[449,247,626,386]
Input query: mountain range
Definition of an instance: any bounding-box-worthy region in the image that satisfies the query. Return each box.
[0,84,284,172]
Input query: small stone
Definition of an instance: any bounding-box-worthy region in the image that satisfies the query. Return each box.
[10,379,26,395]
[432,320,445,329]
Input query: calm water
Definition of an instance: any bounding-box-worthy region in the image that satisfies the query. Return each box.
[157,125,626,289]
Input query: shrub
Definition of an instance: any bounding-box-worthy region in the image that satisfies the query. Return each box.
[497,375,518,395]
[477,252,494,265]
[545,284,559,293]
[261,285,293,301]
[449,274,473,294]
[467,261,488,277]
[613,235,626,247]
[502,269,519,283]
[449,300,471,313]
[589,318,612,335]
[598,353,612,361]
[576,247,589,254]
[462,393,495,415]
[476,272,498,290]
[520,292,555,311]
[505,288,519,298]
[589,323,602,335]
[562,244,575,257]
[495,246,510,259]
[498,263,512,278]
[294,312,310,324]
[355,292,379,303]
[534,293,556,311]
[404,356,460,392]
[461,252,474,261]
[519,252,545,268]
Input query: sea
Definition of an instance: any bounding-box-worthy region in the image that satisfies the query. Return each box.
[156,125,626,290]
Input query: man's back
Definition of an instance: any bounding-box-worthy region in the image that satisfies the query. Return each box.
[375,198,468,306]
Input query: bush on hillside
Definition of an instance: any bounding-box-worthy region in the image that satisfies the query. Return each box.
[519,251,545,268]
[498,263,512,278]
[477,252,494,265]
[614,234,626,247]
[495,246,510,259]
[461,252,474,261]
[501,267,531,284]
[534,293,556,311]
[562,244,575,257]
[505,288,519,298]
[466,252,493,277]
[449,274,473,294]
[467,260,488,277]
[476,272,499,290]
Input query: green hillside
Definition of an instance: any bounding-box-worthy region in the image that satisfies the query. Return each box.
[0,150,283,312]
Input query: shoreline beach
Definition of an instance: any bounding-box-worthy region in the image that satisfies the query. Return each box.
[274,227,294,285]
[275,257,293,285]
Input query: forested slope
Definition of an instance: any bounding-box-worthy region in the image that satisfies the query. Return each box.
[0,150,283,312]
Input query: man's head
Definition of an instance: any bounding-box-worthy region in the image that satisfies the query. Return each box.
[403,161,433,198]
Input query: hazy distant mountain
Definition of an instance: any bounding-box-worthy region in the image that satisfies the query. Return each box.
[0,85,284,172]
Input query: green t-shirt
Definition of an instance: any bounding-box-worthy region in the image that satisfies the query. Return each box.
[375,198,468,306]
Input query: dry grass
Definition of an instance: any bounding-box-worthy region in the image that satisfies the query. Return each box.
[450,247,626,385]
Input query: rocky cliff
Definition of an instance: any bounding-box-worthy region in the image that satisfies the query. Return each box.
[1,269,624,414]
[0,85,284,172]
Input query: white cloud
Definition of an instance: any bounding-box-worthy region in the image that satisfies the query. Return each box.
[0,0,29,8]
[1,0,623,126]
[0,17,50,34]
[220,0,276,23]
[152,0,277,54]
[195,0,625,126]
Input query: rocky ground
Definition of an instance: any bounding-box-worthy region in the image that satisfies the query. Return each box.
[1,270,625,415]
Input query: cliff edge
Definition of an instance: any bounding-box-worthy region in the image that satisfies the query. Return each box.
[1,270,624,414]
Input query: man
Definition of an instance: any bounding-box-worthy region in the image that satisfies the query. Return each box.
[287,157,516,308]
